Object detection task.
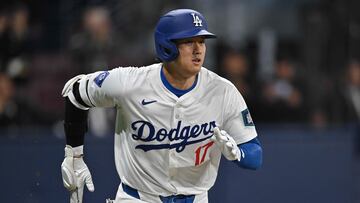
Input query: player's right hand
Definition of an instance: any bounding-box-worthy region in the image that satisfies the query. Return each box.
[61,145,95,203]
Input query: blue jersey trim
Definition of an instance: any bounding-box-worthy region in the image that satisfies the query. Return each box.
[160,67,198,98]
[122,183,140,199]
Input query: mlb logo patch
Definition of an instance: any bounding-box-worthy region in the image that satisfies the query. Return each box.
[94,71,109,87]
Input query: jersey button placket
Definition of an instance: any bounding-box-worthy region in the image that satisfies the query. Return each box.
[169,150,177,167]
[170,102,180,169]
[174,102,181,120]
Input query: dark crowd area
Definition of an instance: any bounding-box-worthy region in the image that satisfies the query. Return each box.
[0,0,359,133]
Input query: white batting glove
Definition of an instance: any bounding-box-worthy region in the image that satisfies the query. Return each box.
[61,145,95,203]
[211,127,241,161]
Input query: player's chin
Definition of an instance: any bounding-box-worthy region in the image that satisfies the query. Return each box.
[183,66,201,77]
[189,64,202,74]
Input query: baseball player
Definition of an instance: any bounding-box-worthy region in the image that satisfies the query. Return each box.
[61,9,262,203]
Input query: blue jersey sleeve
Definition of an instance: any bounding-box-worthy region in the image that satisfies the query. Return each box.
[233,137,262,170]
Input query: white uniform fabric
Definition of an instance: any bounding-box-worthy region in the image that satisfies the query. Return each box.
[68,63,257,202]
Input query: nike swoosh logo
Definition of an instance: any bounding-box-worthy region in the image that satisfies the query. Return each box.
[141,99,157,105]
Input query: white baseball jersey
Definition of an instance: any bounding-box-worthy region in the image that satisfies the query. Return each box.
[66,63,257,199]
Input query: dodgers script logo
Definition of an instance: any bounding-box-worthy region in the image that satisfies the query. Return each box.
[131,120,216,153]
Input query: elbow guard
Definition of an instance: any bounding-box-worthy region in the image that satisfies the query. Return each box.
[235,138,263,170]
[62,75,93,147]
[62,74,95,110]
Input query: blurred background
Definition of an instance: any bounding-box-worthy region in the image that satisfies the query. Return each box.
[0,0,359,202]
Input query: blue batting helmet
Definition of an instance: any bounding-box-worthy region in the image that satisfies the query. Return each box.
[154,9,216,62]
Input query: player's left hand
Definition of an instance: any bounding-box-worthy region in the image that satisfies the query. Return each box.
[61,145,95,203]
[211,127,241,161]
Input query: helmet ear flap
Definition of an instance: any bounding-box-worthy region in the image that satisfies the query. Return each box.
[155,32,179,62]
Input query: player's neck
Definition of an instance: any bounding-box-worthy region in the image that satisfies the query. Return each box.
[162,65,197,90]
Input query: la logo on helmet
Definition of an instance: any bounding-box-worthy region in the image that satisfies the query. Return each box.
[191,13,202,27]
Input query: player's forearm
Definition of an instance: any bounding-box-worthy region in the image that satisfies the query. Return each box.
[64,97,88,147]
[235,138,263,170]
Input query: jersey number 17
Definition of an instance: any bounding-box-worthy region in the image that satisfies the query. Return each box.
[194,141,214,166]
